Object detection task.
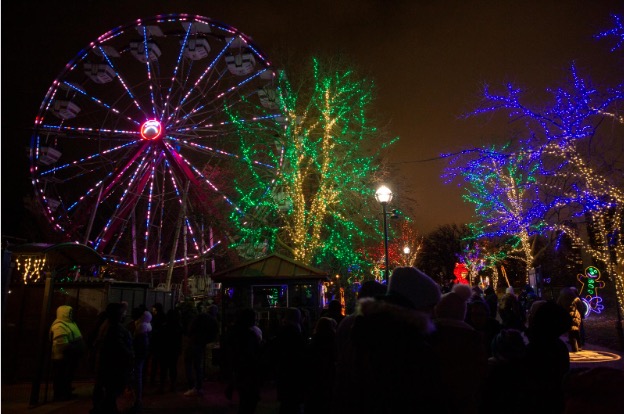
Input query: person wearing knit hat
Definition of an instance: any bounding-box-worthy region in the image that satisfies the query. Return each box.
[435,284,473,321]
[332,266,449,413]
[386,266,442,312]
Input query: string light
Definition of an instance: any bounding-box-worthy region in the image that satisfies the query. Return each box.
[15,255,47,283]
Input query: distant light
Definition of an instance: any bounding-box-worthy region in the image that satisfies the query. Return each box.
[403,246,410,255]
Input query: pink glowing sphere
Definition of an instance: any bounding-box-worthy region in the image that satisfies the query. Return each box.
[140,119,162,140]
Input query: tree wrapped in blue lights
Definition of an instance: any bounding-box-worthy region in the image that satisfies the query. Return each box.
[446,143,554,282]
[449,14,624,316]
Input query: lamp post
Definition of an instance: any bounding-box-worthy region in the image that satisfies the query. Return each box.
[375,185,393,284]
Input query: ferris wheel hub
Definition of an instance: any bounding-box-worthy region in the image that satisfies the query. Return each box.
[140,119,163,140]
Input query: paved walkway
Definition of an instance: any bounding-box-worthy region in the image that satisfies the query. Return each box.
[2,379,280,414]
[2,341,622,414]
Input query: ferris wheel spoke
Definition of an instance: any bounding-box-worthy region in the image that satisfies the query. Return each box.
[175,69,269,131]
[168,136,278,170]
[141,154,163,264]
[98,142,153,199]
[94,150,155,251]
[38,123,140,140]
[38,139,141,177]
[136,26,160,118]
[60,81,143,127]
[163,141,241,211]
[160,23,194,123]
[95,45,150,118]
[167,37,236,126]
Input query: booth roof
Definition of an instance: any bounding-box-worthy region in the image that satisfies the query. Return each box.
[212,253,329,281]
[9,242,105,266]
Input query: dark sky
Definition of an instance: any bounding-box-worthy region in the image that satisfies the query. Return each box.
[2,0,623,239]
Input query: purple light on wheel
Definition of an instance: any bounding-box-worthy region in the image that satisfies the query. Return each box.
[140,119,162,140]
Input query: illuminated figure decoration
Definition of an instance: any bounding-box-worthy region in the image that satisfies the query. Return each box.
[577,266,606,316]
[478,275,490,290]
[453,263,470,285]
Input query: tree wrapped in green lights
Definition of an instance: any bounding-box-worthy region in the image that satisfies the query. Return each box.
[227,58,395,273]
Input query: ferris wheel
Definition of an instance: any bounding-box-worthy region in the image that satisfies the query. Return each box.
[30,14,284,270]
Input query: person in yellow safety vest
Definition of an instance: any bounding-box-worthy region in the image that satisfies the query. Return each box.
[49,305,86,401]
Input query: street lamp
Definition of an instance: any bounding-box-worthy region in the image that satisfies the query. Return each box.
[403,246,410,267]
[375,185,393,284]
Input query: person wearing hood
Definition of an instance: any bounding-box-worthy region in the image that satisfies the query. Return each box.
[332,267,449,414]
[49,305,86,401]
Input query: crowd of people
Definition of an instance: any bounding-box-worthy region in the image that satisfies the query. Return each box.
[48,267,624,414]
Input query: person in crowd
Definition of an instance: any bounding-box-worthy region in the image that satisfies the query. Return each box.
[335,281,386,359]
[49,305,86,401]
[158,308,184,393]
[91,302,133,414]
[321,299,344,327]
[480,329,530,414]
[333,280,385,410]
[269,307,307,414]
[431,284,488,414]
[222,308,264,414]
[557,287,585,352]
[129,309,152,413]
[525,300,572,413]
[183,302,218,397]
[483,286,499,320]
[304,317,337,414]
[519,284,538,318]
[148,302,166,386]
[499,286,525,331]
[470,285,485,303]
[332,266,449,414]
[466,297,501,357]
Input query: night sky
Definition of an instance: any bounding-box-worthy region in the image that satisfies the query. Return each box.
[2,0,623,240]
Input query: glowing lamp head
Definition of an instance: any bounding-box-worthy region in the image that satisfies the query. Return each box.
[141,119,162,140]
[375,185,393,205]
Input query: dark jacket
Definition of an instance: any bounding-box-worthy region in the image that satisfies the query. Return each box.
[333,297,449,414]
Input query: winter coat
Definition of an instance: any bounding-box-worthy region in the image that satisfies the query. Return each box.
[332,297,449,414]
[94,317,134,391]
[50,305,85,360]
[431,318,488,414]
[558,291,584,332]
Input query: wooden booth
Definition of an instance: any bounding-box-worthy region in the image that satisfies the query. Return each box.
[211,253,329,339]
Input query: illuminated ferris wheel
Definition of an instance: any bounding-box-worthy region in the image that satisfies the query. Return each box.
[30,14,283,270]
